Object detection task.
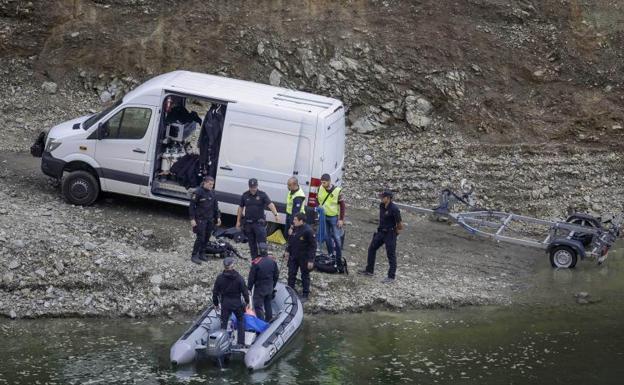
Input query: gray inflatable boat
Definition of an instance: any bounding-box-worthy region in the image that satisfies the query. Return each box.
[170,282,303,371]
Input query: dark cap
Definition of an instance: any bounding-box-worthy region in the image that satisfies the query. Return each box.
[203,175,215,182]
[248,178,258,187]
[223,257,235,268]
[381,190,394,198]
[320,173,331,181]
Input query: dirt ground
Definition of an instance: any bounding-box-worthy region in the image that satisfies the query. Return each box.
[0,150,553,318]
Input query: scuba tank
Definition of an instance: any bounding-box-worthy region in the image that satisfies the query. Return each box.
[161,148,173,173]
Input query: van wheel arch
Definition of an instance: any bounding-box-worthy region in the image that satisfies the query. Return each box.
[63,162,100,181]
[61,162,101,206]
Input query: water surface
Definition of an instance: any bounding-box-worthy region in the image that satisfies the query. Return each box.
[1,245,622,385]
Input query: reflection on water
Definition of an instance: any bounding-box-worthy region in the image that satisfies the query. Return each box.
[1,244,623,385]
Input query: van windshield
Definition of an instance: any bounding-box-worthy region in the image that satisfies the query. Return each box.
[82,99,123,130]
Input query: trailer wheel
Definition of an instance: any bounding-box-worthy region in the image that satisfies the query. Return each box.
[61,170,99,206]
[549,245,578,269]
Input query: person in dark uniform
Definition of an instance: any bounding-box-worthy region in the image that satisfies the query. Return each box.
[285,212,316,302]
[247,243,279,322]
[212,257,250,348]
[358,191,403,283]
[236,178,279,259]
[163,95,202,125]
[190,176,221,265]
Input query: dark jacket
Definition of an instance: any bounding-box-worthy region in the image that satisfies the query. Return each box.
[189,186,220,222]
[212,269,249,309]
[248,256,279,296]
[165,105,202,125]
[240,190,272,222]
[378,202,402,231]
[286,224,316,263]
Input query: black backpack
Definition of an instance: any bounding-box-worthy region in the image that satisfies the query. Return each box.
[313,253,348,274]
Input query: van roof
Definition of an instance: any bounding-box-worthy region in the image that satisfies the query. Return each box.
[124,70,342,114]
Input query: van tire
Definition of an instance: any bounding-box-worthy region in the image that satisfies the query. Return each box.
[62,170,100,206]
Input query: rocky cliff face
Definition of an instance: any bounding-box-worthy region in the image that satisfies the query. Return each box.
[1,0,623,216]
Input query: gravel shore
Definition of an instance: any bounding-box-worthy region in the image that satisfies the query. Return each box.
[0,152,543,319]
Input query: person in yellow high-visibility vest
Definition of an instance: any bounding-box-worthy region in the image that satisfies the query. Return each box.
[285,177,306,236]
[318,173,345,271]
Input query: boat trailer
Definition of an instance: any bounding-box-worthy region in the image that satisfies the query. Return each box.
[393,187,622,268]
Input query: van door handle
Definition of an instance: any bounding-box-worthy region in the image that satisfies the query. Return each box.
[133,148,146,154]
[220,166,233,171]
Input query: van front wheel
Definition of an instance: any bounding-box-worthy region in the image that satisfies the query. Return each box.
[61,170,99,206]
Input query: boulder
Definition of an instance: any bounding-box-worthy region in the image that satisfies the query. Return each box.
[405,95,433,130]
[351,116,380,134]
[269,69,282,86]
[99,90,112,103]
[150,274,163,285]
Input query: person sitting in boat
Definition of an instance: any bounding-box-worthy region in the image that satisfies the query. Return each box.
[247,243,279,322]
[212,257,250,348]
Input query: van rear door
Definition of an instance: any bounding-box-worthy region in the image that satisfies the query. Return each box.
[321,106,346,185]
[215,102,305,213]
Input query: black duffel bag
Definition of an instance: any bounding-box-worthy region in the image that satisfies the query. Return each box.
[205,239,244,259]
[313,253,348,275]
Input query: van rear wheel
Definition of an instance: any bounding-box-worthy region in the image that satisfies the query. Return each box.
[61,170,99,206]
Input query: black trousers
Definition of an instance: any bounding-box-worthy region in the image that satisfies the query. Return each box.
[192,219,214,257]
[366,230,397,279]
[253,290,273,322]
[220,305,245,346]
[244,221,267,258]
[284,213,294,238]
[288,257,310,296]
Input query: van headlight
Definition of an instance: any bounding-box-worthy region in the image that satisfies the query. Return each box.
[45,137,61,152]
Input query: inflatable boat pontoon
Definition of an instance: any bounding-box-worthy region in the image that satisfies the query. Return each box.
[170,282,303,371]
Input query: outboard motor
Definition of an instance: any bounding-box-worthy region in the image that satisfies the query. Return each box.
[206,330,232,367]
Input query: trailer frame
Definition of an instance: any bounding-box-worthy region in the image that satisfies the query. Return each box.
[389,189,622,268]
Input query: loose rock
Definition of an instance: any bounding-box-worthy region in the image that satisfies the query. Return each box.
[41,82,58,94]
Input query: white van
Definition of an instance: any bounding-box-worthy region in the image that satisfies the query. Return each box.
[33,70,346,226]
